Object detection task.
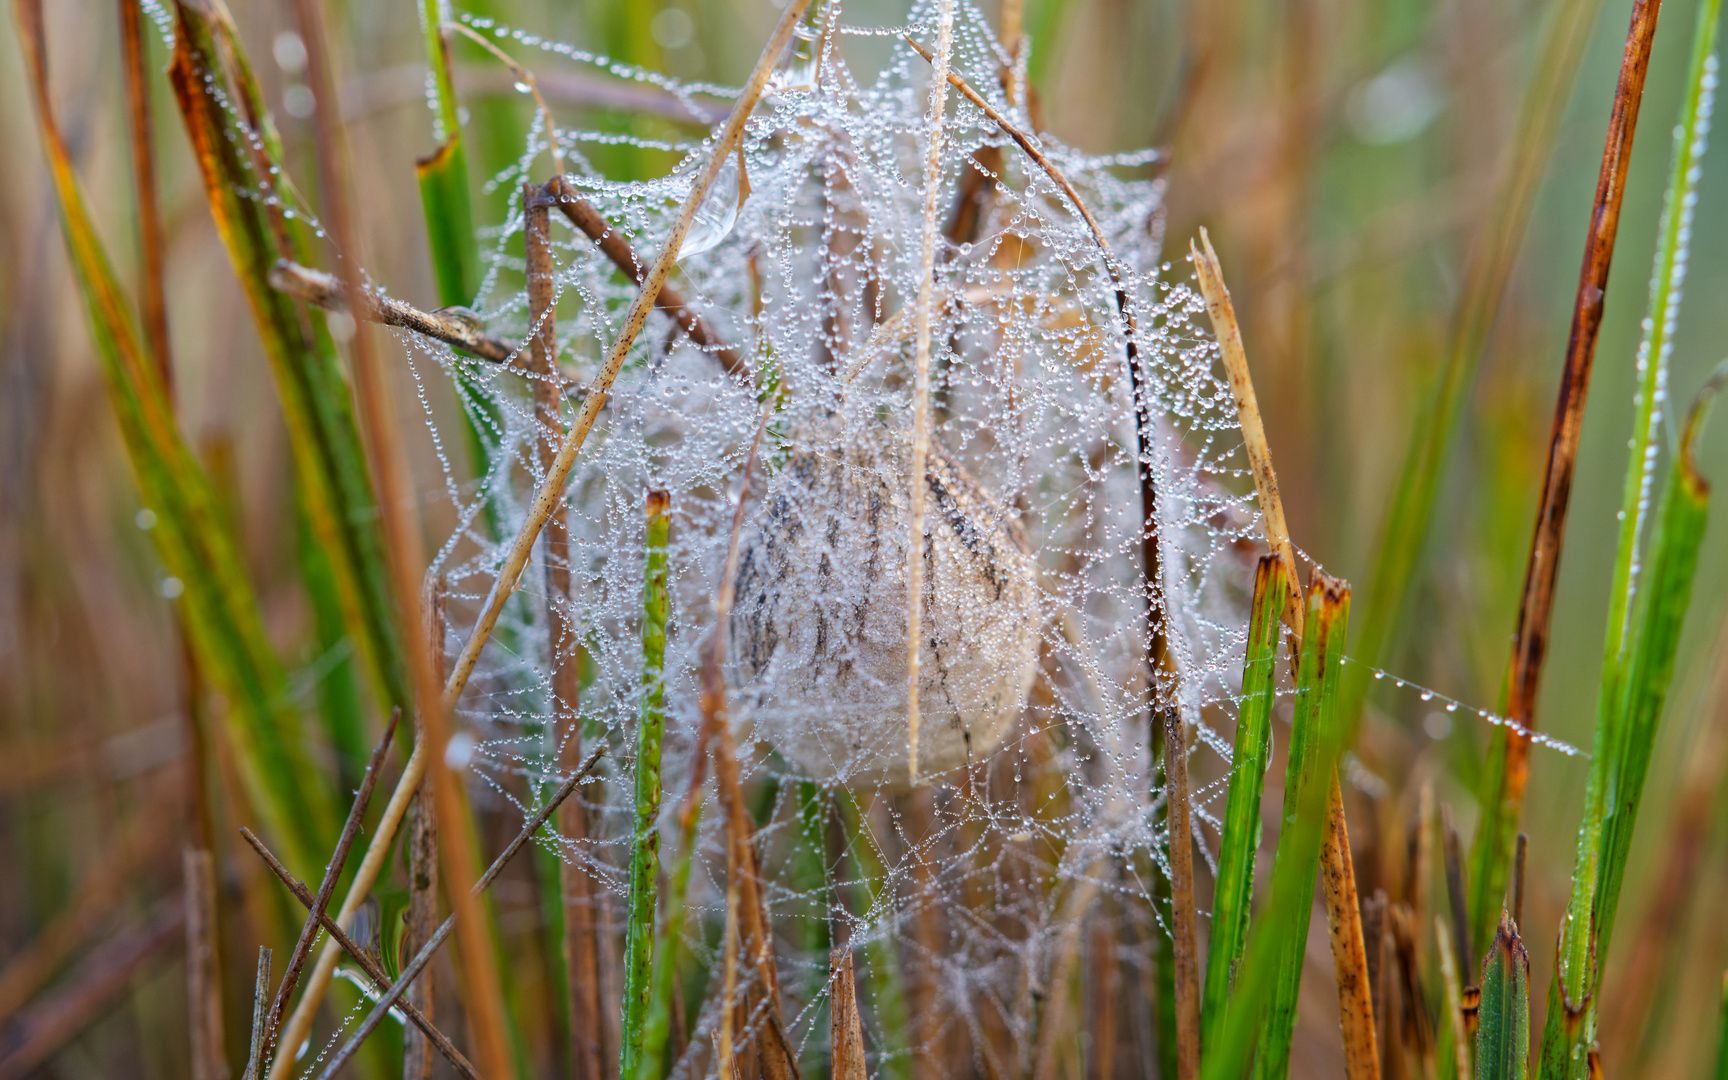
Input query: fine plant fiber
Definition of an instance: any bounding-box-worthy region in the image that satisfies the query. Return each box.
[15,0,336,878]
[1202,552,1291,1050]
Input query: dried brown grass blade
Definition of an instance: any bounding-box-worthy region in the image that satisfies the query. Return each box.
[523,179,606,1080]
[287,0,513,1069]
[831,950,869,1080]
[1162,706,1202,1080]
[1476,0,1666,945]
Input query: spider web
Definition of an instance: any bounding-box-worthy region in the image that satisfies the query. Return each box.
[401,3,1264,1073]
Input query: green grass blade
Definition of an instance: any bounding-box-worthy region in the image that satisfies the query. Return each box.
[1538,364,1720,1079]
[1201,553,1291,1050]
[416,0,480,307]
[622,492,673,1079]
[635,800,701,1080]
[1255,576,1349,1080]
[412,6,508,493]
[167,2,409,719]
[1477,911,1531,1080]
[16,0,332,873]
[1199,577,1349,1080]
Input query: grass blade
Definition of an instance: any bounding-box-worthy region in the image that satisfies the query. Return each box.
[1477,911,1530,1080]
[413,5,504,489]
[1202,552,1291,1048]
[1538,363,1721,1078]
[1468,0,1666,957]
[1199,576,1350,1080]
[1256,576,1350,1080]
[622,490,673,1077]
[15,0,333,876]
[167,1,409,719]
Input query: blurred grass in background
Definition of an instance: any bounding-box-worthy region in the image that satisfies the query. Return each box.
[1,0,1725,1076]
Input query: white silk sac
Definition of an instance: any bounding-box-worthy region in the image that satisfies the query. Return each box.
[729,415,1041,788]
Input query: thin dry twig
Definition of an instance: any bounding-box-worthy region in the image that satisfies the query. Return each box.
[237,829,482,1080]
[267,259,522,368]
[262,710,400,1054]
[541,177,748,381]
[309,744,607,1080]
[242,947,272,1080]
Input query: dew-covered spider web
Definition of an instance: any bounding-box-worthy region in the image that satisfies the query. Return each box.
[406,2,1269,1074]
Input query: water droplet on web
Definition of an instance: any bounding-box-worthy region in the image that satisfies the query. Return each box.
[514,80,533,95]
[678,155,745,259]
